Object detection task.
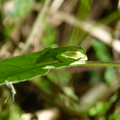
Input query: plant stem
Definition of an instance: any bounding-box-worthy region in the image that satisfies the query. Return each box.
[84,61,120,67]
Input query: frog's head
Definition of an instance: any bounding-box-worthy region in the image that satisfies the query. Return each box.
[60,47,88,61]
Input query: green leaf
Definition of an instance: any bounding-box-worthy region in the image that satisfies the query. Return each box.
[0,51,49,85]
[0,46,87,85]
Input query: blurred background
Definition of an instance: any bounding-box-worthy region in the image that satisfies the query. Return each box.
[0,0,120,120]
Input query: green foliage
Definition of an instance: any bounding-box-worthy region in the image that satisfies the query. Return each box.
[96,11,119,25]
[0,0,120,119]
[109,106,120,120]
[89,101,111,116]
[5,0,33,22]
[88,93,119,119]
[80,0,91,19]
[92,40,115,84]
[0,89,21,120]
[2,0,33,40]
[92,40,112,61]
[68,0,91,45]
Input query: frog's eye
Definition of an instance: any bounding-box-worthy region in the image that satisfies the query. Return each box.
[72,51,87,59]
[75,51,84,58]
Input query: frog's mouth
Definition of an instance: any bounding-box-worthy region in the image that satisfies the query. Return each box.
[80,54,88,61]
[70,60,87,66]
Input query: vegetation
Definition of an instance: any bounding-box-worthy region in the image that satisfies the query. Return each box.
[0,0,120,119]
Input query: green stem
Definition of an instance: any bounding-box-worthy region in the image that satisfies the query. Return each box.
[84,61,120,67]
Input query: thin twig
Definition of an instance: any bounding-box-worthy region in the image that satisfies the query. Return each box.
[50,11,120,53]
[20,0,52,54]
[50,0,64,13]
